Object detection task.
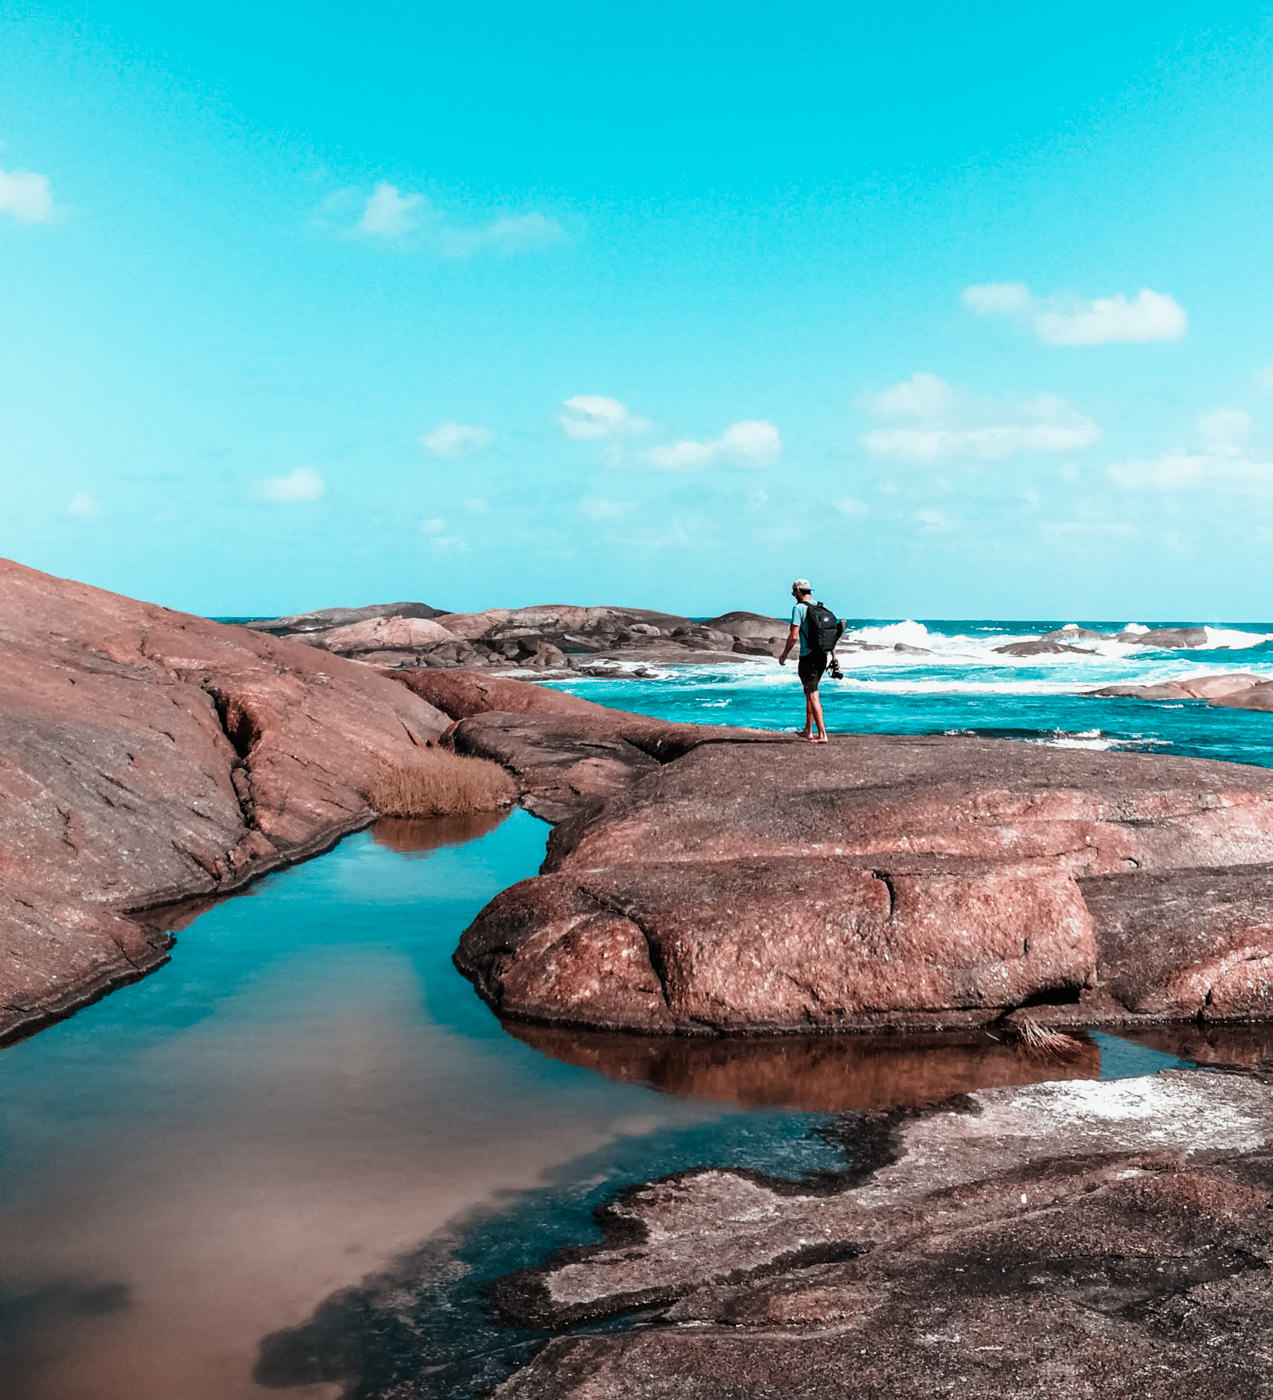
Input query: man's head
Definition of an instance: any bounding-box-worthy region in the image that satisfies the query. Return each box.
[791,578,812,600]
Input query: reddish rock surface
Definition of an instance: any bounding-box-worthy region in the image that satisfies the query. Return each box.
[0,560,450,1043]
[394,669,776,820]
[493,1071,1273,1399]
[453,724,1273,1034]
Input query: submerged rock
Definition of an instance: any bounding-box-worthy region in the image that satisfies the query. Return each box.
[0,560,449,1043]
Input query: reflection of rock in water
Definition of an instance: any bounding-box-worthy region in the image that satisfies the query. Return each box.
[504,1023,1101,1112]
[1120,1023,1273,1069]
[370,811,507,856]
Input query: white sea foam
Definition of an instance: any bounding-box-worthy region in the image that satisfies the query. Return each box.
[1200,625,1273,650]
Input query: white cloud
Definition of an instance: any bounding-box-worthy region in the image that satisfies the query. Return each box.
[420,517,448,534]
[261,466,325,502]
[420,422,495,457]
[440,211,564,257]
[1197,408,1251,454]
[559,395,650,440]
[961,282,1031,317]
[343,182,565,254]
[67,492,99,520]
[963,282,1187,346]
[579,498,634,521]
[357,182,425,239]
[0,167,55,223]
[464,496,490,515]
[860,373,1101,462]
[914,507,951,533]
[1108,408,1273,491]
[645,420,782,470]
[833,497,869,517]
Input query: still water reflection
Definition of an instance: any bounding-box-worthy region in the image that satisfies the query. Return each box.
[0,812,1247,1399]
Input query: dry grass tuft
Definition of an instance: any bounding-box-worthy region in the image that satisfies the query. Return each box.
[368,750,516,818]
[1012,1013,1084,1060]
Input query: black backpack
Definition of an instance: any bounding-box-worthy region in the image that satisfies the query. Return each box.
[805,601,842,654]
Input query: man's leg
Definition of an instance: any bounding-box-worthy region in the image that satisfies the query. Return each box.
[800,688,814,738]
[807,684,827,741]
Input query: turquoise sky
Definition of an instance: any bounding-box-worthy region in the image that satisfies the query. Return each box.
[5,2,1273,619]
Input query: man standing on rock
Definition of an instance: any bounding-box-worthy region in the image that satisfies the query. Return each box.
[779,579,841,743]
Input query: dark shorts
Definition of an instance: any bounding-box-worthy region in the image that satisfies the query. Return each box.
[797,650,827,693]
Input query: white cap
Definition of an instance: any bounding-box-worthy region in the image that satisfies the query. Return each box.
[792,578,812,593]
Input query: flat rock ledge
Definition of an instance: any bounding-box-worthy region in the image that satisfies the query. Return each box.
[401,671,1273,1036]
[493,1070,1273,1399]
[0,561,450,1044]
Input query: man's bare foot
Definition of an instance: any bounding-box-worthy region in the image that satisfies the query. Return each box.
[794,728,813,738]
[805,734,829,743]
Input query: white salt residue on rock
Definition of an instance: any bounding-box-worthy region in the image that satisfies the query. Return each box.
[871,1070,1273,1202]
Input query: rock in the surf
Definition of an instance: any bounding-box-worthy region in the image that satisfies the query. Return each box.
[1092,671,1273,710]
[0,560,450,1044]
[993,639,1095,656]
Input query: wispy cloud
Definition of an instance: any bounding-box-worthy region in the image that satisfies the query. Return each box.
[420,422,495,457]
[558,395,650,440]
[67,492,99,520]
[579,498,635,521]
[0,167,56,223]
[644,420,782,470]
[330,182,566,256]
[962,283,1187,345]
[1108,408,1273,491]
[860,372,1100,462]
[260,466,325,502]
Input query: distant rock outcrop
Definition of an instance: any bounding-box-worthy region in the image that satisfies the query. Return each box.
[243,602,784,671]
[0,561,450,1044]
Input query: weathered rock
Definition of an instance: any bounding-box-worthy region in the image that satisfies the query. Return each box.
[456,730,1273,1034]
[307,615,459,655]
[1124,626,1210,649]
[245,600,445,634]
[1091,671,1273,710]
[0,560,450,1043]
[493,1071,1273,1399]
[704,611,787,641]
[1042,626,1112,641]
[994,639,1095,656]
[266,602,785,671]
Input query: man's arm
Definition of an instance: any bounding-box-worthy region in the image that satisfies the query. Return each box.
[778,623,800,665]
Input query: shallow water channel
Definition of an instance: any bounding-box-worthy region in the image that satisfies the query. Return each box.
[0,808,1242,1399]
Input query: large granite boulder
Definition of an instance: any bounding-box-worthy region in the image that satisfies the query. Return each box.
[0,560,450,1043]
[454,723,1273,1034]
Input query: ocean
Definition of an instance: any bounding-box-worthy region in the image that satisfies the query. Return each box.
[546,618,1273,769]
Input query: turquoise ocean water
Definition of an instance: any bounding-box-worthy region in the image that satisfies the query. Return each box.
[548,617,1273,767]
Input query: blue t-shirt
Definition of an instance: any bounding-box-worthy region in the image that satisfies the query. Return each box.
[791,602,810,657]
